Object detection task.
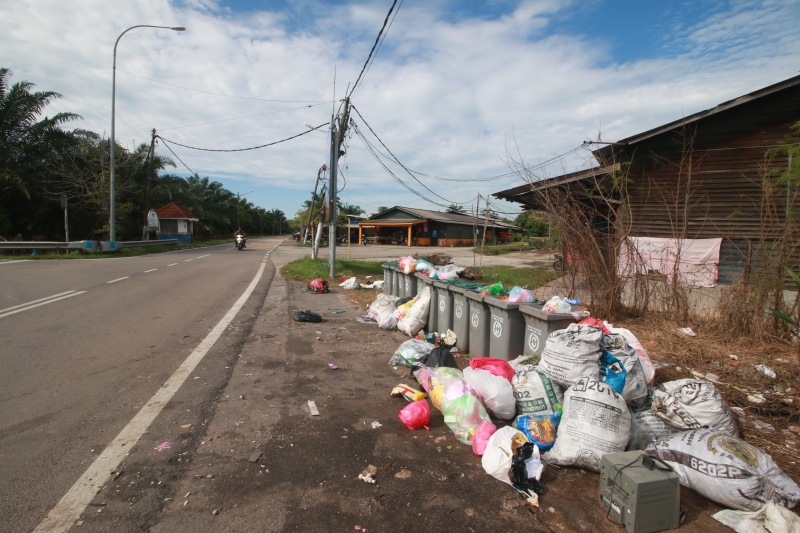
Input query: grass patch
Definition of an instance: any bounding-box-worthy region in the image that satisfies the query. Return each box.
[279,256,383,283]
[473,238,550,255]
[0,236,272,261]
[471,265,558,289]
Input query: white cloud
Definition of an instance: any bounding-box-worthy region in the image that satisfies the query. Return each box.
[2,0,798,216]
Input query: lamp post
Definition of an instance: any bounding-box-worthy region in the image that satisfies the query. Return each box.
[110,24,184,243]
[236,190,252,231]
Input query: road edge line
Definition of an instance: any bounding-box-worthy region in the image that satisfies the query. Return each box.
[33,261,268,533]
[0,292,85,319]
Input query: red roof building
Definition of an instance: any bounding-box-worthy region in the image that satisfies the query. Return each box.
[154,203,199,244]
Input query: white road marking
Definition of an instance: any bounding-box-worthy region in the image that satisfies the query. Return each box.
[0,291,86,319]
[144,269,157,273]
[0,260,30,265]
[0,291,76,314]
[34,262,268,533]
[196,254,210,259]
[167,263,178,267]
[107,277,129,284]
[184,259,192,262]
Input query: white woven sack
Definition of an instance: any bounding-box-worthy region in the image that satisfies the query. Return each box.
[652,379,738,437]
[509,358,563,416]
[537,324,603,388]
[397,287,431,336]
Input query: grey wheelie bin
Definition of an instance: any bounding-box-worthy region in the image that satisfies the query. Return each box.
[465,291,490,357]
[519,305,580,355]
[403,271,417,298]
[433,281,454,333]
[381,264,393,295]
[414,273,436,332]
[396,268,408,298]
[485,297,526,361]
[450,286,470,353]
[391,266,403,297]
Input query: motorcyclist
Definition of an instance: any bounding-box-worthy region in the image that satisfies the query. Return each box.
[234,229,246,248]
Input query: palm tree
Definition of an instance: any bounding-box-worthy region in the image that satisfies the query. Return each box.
[338,203,364,216]
[0,68,81,197]
[447,204,465,213]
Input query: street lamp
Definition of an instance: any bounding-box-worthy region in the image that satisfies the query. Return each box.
[109,24,185,243]
[236,190,253,230]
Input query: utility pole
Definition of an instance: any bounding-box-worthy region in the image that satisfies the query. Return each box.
[60,195,69,243]
[480,195,490,268]
[143,128,156,240]
[304,165,326,243]
[272,209,277,235]
[329,97,350,278]
[312,184,326,260]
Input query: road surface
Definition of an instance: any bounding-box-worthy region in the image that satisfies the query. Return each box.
[0,238,282,533]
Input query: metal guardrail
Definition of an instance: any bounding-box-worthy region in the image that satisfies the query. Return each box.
[0,240,99,251]
[99,239,178,251]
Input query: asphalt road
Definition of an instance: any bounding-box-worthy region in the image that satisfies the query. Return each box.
[0,238,282,533]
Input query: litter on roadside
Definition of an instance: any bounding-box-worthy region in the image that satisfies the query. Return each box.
[308,400,320,416]
[293,310,322,323]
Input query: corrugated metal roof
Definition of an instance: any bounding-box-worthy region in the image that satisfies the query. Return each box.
[368,206,521,230]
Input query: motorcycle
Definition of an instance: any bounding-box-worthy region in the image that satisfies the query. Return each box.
[235,235,246,251]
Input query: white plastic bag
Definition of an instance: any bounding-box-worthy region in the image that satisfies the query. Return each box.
[713,501,800,533]
[436,264,462,281]
[367,294,399,329]
[543,376,631,472]
[482,426,542,486]
[652,378,738,437]
[397,287,431,336]
[646,428,800,511]
[509,358,563,416]
[542,296,571,313]
[463,367,516,420]
[389,339,435,367]
[537,324,603,388]
[339,277,359,289]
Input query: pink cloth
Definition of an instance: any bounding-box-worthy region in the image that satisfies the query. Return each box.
[619,237,722,288]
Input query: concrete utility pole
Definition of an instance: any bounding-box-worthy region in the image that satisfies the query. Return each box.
[303,165,326,243]
[480,195,490,268]
[329,97,350,278]
[143,128,156,240]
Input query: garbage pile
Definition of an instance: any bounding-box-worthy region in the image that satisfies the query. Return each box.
[387,319,800,519]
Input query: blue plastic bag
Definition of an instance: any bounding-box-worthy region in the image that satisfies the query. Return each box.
[513,413,560,451]
[508,286,534,303]
[600,350,627,394]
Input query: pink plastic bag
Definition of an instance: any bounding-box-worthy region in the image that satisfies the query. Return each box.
[578,317,610,334]
[398,399,430,430]
[472,419,497,455]
[469,357,514,383]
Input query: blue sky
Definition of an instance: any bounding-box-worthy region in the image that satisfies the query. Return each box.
[3,0,799,219]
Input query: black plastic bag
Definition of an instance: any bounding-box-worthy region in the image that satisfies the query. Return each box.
[510,442,544,495]
[425,346,458,369]
[394,296,413,308]
[293,310,322,323]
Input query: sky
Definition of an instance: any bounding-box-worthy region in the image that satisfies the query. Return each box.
[3,0,799,219]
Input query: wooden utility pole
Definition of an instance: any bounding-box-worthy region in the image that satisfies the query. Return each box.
[143,128,156,240]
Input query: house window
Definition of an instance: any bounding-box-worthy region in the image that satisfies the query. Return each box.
[161,219,178,234]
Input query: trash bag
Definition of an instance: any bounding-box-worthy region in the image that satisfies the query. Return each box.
[601,334,649,409]
[398,399,430,430]
[397,287,431,336]
[508,286,535,303]
[472,419,497,456]
[652,378,738,437]
[442,393,491,445]
[307,278,329,293]
[399,255,417,274]
[513,414,559,451]
[469,357,515,382]
[389,339,435,368]
[543,376,631,472]
[339,277,359,289]
[511,443,545,495]
[477,281,506,296]
[367,294,400,329]
[482,426,540,486]
[425,346,458,369]
[416,367,471,412]
[713,501,800,533]
[627,406,679,451]
[392,298,416,321]
[608,327,655,385]
[391,384,427,402]
[394,296,413,308]
[463,367,516,420]
[414,259,435,275]
[537,323,604,388]
[645,428,800,511]
[436,264,462,281]
[542,296,571,313]
[293,310,322,323]
[509,359,563,416]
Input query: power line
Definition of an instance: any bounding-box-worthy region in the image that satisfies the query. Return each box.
[158,103,331,132]
[158,123,327,152]
[160,139,197,176]
[348,0,400,98]
[116,69,334,103]
[356,0,404,95]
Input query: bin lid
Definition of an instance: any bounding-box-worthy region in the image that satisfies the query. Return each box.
[464,291,486,302]
[433,281,453,289]
[484,296,524,310]
[415,272,434,282]
[519,304,588,321]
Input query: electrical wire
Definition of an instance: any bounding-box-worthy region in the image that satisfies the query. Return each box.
[158,103,331,132]
[348,0,400,98]
[116,69,333,103]
[160,139,197,176]
[158,123,327,152]
[355,0,404,96]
